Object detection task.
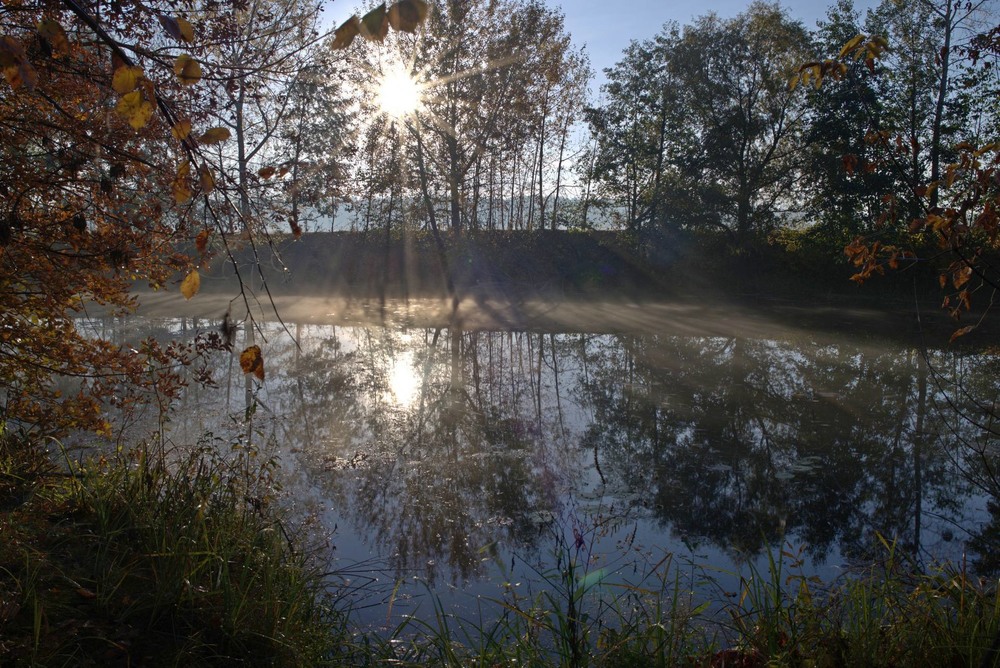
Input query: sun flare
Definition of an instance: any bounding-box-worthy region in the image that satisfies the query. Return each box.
[377,66,423,119]
[387,352,421,406]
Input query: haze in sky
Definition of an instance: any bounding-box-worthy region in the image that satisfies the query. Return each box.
[324,0,880,88]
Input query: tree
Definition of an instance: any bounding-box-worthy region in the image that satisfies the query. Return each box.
[334,0,586,237]
[584,26,690,238]
[586,3,814,245]
[0,0,425,437]
[0,1,226,436]
[803,0,895,239]
[673,3,815,244]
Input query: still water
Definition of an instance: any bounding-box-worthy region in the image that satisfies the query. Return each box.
[82,297,999,627]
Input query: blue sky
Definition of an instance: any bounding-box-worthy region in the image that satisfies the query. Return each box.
[324,0,879,88]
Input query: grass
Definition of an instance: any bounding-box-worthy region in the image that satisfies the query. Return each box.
[0,430,341,666]
[2,429,999,667]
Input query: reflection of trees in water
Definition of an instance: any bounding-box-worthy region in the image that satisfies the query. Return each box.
[577,334,984,566]
[268,325,582,584]
[94,316,999,580]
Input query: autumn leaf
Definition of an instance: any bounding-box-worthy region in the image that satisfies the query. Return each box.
[361,4,389,42]
[198,165,215,193]
[173,54,202,86]
[950,325,976,343]
[842,154,858,175]
[112,66,143,94]
[37,20,70,57]
[159,15,195,43]
[0,36,37,91]
[116,90,154,129]
[331,16,361,50]
[388,0,428,33]
[198,127,230,144]
[171,119,192,140]
[952,265,972,289]
[240,345,265,381]
[173,160,192,203]
[839,34,866,59]
[180,269,200,299]
[195,229,210,254]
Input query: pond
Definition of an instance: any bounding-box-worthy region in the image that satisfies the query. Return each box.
[80,295,999,629]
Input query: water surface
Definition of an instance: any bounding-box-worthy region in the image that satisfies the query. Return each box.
[82,296,999,627]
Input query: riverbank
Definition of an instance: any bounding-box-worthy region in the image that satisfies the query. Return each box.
[2,433,998,666]
[185,228,996,345]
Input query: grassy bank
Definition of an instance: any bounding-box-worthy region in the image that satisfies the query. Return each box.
[2,432,999,666]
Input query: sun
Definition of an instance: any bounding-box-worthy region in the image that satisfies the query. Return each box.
[387,351,421,406]
[377,65,423,119]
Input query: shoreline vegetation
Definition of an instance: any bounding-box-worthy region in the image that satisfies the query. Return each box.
[185,229,995,343]
[2,432,999,666]
[4,230,1000,666]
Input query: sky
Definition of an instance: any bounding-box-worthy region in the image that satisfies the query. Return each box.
[324,0,880,89]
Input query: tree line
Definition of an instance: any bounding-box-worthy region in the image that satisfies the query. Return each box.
[1,0,998,436]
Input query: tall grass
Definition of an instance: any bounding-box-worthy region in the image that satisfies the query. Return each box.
[0,430,342,666]
[3,429,998,666]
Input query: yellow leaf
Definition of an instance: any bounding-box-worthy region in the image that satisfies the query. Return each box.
[240,345,265,381]
[115,90,154,129]
[37,19,69,57]
[112,65,143,94]
[172,119,192,140]
[159,14,195,43]
[388,0,428,33]
[331,16,361,50]
[173,160,192,203]
[180,269,200,299]
[198,127,231,144]
[199,165,215,193]
[173,54,201,86]
[839,34,865,59]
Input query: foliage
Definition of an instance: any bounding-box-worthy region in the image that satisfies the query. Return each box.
[794,0,1000,340]
[0,0,429,438]
[586,3,815,245]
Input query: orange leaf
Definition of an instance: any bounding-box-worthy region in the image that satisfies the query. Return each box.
[180,269,200,299]
[361,4,389,42]
[198,127,230,144]
[949,325,975,343]
[952,265,972,289]
[115,90,154,129]
[0,36,37,91]
[159,15,195,43]
[171,119,192,140]
[173,160,192,203]
[195,229,209,254]
[199,165,215,193]
[240,345,265,381]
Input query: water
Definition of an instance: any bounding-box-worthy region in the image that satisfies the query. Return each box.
[79,296,999,629]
